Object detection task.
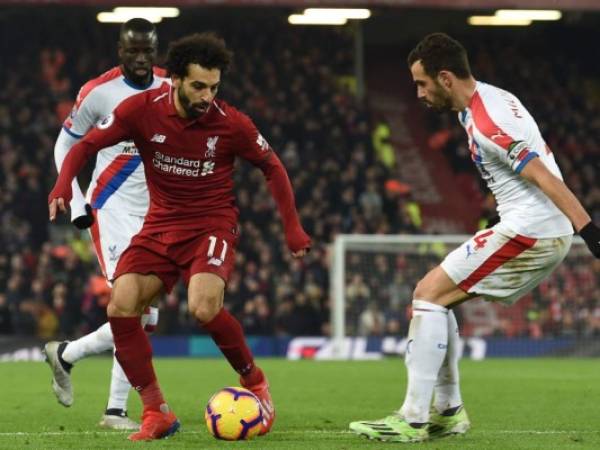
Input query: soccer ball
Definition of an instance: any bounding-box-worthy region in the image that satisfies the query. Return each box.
[205,387,263,440]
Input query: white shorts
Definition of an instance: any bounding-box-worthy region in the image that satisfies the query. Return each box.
[89,208,145,281]
[441,223,572,304]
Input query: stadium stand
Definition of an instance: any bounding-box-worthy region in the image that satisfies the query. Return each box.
[0,9,598,340]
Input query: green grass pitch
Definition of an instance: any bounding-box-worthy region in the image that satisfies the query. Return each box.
[1,358,599,449]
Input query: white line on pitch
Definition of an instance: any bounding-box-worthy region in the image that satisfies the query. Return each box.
[0,430,599,437]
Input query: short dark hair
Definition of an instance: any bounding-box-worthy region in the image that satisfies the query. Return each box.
[120,18,156,39]
[166,32,233,78]
[407,33,471,79]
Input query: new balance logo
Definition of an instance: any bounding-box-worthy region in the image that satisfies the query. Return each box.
[256,133,270,151]
[208,257,223,266]
[151,133,166,144]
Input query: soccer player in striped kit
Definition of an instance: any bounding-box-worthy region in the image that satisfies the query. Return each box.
[43,18,167,430]
[350,33,600,443]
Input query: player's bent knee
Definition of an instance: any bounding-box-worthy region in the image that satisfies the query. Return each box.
[109,287,142,317]
[190,294,223,323]
[109,274,158,317]
[192,304,220,323]
[107,300,137,317]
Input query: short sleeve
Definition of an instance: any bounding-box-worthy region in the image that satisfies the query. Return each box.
[80,93,144,148]
[471,93,539,174]
[63,86,102,138]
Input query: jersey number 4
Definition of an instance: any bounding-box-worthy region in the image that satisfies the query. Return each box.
[474,230,494,250]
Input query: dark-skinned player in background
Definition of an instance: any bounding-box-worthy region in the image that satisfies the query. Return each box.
[44,18,167,431]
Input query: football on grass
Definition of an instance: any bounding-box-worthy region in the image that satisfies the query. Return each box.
[205,387,263,440]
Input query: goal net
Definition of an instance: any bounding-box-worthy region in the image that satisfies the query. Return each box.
[329,234,598,359]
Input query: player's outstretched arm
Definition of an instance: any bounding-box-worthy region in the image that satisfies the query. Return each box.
[256,152,312,257]
[49,134,102,221]
[54,128,93,228]
[49,117,130,221]
[236,112,311,256]
[520,157,600,257]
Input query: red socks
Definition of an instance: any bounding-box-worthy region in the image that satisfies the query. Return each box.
[139,380,166,412]
[109,308,256,412]
[109,316,165,411]
[202,308,255,376]
[241,365,265,387]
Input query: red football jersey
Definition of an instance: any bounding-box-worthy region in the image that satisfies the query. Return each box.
[51,82,311,251]
[64,82,278,232]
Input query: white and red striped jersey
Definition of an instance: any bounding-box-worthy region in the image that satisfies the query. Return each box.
[60,66,168,216]
[459,81,573,238]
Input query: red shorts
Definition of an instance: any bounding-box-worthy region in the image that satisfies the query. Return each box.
[113,225,239,293]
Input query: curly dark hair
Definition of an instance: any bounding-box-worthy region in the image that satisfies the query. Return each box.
[407,33,471,80]
[165,32,233,78]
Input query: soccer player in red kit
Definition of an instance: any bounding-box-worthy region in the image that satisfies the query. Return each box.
[49,33,311,441]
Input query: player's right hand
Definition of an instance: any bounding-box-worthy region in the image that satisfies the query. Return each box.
[49,197,67,221]
[49,184,73,221]
[579,221,600,258]
[72,204,95,230]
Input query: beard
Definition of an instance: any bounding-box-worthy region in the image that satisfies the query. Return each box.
[177,86,210,119]
[422,93,453,112]
[421,84,454,112]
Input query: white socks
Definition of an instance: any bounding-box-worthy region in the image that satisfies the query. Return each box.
[434,309,463,413]
[106,353,132,411]
[62,322,114,364]
[61,322,131,412]
[400,300,449,424]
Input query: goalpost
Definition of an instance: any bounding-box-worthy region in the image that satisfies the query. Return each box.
[329,234,592,359]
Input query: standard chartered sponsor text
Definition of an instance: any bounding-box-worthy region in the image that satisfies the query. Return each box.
[153,151,202,177]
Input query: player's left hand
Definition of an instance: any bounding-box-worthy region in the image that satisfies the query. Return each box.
[286,224,312,258]
[292,248,310,258]
[579,221,600,258]
[49,197,67,221]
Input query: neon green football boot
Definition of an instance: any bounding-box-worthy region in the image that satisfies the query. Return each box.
[427,405,471,438]
[349,415,429,443]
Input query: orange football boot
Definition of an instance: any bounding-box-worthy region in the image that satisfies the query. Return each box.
[241,368,275,435]
[128,407,180,441]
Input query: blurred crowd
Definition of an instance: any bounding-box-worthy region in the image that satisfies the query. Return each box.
[415,31,600,338]
[344,244,600,339]
[425,33,600,225]
[0,12,598,340]
[0,10,416,339]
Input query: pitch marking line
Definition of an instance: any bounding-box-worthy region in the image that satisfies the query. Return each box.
[0,430,599,437]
